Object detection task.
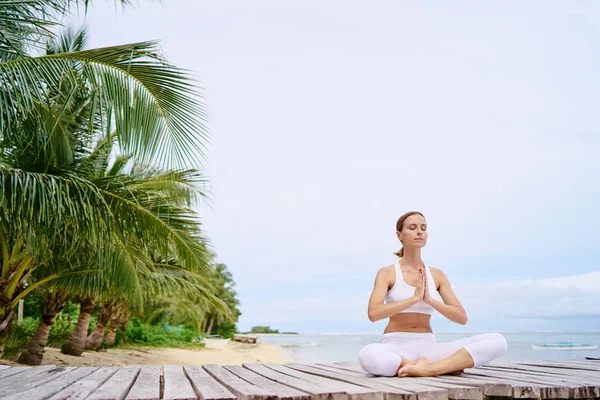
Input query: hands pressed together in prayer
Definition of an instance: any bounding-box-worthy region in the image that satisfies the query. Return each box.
[413,267,433,304]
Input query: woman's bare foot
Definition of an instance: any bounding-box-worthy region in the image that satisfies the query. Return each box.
[397,363,435,377]
[397,358,464,377]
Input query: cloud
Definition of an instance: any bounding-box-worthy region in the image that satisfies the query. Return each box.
[454,271,600,320]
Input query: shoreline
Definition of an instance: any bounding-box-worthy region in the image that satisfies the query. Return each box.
[0,341,294,367]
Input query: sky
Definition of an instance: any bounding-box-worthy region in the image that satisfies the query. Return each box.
[75,0,599,333]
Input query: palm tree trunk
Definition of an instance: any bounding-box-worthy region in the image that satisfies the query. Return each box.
[206,315,215,336]
[200,317,207,334]
[114,312,130,345]
[17,296,64,365]
[0,310,15,335]
[86,302,115,350]
[105,327,117,346]
[61,297,96,356]
[105,306,129,346]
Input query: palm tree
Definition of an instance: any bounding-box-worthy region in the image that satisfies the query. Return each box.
[85,300,123,350]
[60,296,96,355]
[201,264,241,336]
[17,157,223,362]
[16,288,70,364]
[0,0,211,334]
[15,162,222,363]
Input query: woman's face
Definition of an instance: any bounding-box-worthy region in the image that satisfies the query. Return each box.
[397,214,428,248]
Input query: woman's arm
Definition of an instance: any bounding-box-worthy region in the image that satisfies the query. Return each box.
[424,267,468,325]
[367,266,424,322]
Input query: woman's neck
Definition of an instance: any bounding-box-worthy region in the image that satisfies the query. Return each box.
[400,248,423,270]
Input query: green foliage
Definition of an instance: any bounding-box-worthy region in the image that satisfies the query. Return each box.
[250,326,279,334]
[23,295,42,319]
[214,320,237,339]
[47,319,76,347]
[0,317,38,359]
[203,264,241,336]
[0,3,247,364]
[0,2,215,339]
[125,318,149,343]
[124,318,204,347]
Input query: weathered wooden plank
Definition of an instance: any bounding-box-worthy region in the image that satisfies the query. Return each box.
[463,368,569,399]
[264,362,383,400]
[0,366,31,380]
[0,364,56,388]
[287,363,416,400]
[424,374,512,398]
[553,360,600,370]
[329,362,482,400]
[0,365,11,371]
[0,367,75,397]
[480,366,597,395]
[163,365,198,400]
[516,360,600,373]
[478,365,600,398]
[456,372,541,399]
[381,376,480,400]
[2,367,98,400]
[333,362,538,400]
[487,361,600,382]
[184,366,237,400]
[125,365,161,400]
[506,361,600,383]
[224,365,310,400]
[46,367,118,400]
[327,363,450,400]
[507,362,600,388]
[489,364,600,390]
[319,363,506,400]
[242,362,350,400]
[86,366,141,400]
[203,364,278,400]
[570,359,600,364]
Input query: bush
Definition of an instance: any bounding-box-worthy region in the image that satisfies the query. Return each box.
[47,319,76,347]
[123,318,204,348]
[1,317,38,359]
[0,314,77,359]
[126,318,149,343]
[214,320,237,339]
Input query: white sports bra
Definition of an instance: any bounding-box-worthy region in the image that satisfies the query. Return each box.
[384,260,442,315]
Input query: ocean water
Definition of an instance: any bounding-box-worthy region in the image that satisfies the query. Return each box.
[258,332,600,363]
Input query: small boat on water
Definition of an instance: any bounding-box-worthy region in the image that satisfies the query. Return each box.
[532,341,598,351]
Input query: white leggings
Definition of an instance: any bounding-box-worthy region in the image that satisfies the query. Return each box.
[358,332,508,376]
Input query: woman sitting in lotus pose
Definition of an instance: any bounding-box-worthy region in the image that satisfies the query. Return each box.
[358,211,507,377]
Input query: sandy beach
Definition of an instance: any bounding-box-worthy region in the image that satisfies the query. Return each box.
[0,341,290,367]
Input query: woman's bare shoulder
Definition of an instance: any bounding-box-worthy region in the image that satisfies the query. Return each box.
[381,264,396,274]
[375,264,395,280]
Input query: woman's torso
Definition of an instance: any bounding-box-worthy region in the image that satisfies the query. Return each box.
[383,262,441,334]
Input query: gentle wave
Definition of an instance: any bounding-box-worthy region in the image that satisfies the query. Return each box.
[280,342,318,348]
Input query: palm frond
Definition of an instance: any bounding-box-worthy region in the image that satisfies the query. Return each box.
[0,41,209,169]
[46,24,88,54]
[92,171,213,273]
[0,0,66,59]
[0,164,111,249]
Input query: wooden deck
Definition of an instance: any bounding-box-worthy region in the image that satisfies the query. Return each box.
[0,360,598,399]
